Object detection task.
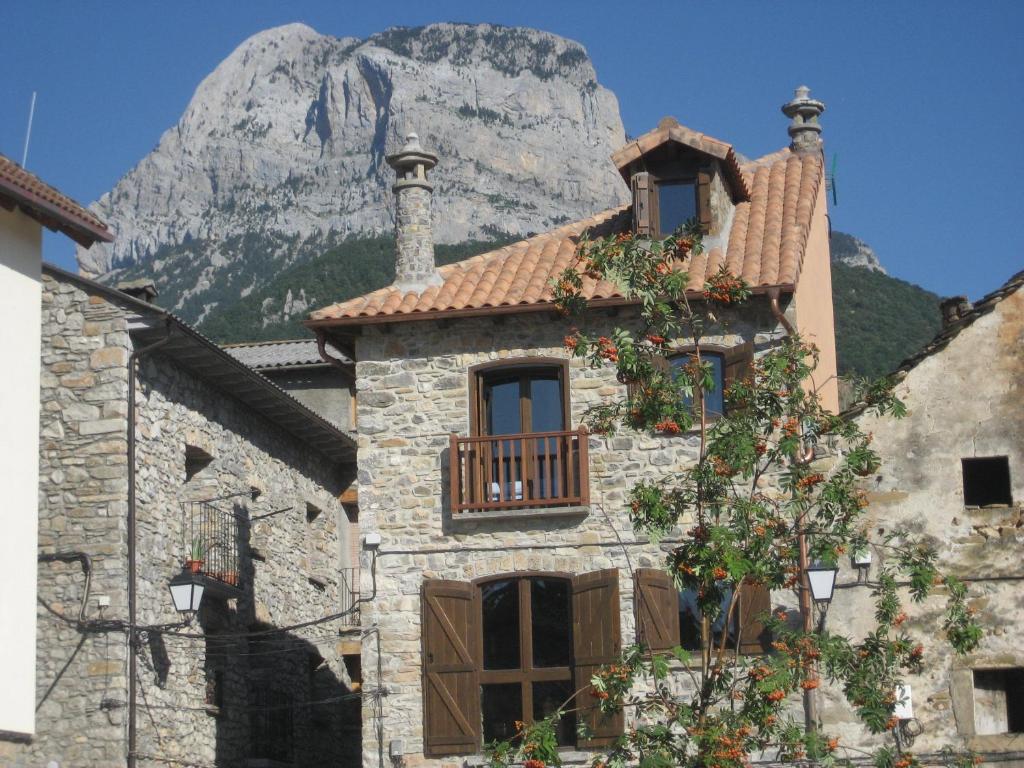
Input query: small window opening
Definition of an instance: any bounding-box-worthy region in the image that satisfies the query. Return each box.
[657,180,697,237]
[308,576,327,592]
[974,668,1024,734]
[306,502,322,523]
[185,445,213,483]
[962,456,1012,507]
[678,583,737,650]
[343,654,362,688]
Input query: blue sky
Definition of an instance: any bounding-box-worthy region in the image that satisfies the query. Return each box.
[2,1,1021,299]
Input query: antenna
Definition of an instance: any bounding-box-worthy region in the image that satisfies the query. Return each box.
[824,152,838,206]
[21,91,37,168]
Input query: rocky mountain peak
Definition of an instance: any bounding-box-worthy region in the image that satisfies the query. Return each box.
[830,231,886,273]
[77,22,628,330]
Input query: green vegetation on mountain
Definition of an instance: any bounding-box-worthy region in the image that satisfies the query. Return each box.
[831,261,941,377]
[198,236,514,343]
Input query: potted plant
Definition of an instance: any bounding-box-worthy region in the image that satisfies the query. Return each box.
[185,539,205,574]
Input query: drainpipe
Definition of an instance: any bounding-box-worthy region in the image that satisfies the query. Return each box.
[127,321,172,768]
[315,329,353,375]
[767,287,817,732]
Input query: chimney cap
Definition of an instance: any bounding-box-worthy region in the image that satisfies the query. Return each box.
[117,278,159,303]
[939,295,973,328]
[386,131,437,172]
[782,85,825,153]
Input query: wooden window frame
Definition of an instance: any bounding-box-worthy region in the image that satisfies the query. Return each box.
[468,358,571,438]
[632,168,713,237]
[665,342,752,421]
[475,572,574,743]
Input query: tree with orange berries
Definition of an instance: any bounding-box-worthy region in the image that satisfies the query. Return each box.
[484,221,983,768]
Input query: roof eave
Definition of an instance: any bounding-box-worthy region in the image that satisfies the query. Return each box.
[0,181,113,247]
[305,284,796,331]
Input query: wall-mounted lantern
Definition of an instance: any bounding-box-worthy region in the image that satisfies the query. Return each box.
[169,569,204,613]
[806,562,839,604]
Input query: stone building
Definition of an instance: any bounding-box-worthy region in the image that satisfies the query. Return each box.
[17,265,361,767]
[0,155,113,747]
[305,88,840,767]
[828,271,1024,761]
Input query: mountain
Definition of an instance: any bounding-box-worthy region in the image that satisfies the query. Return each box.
[829,232,941,378]
[830,231,886,273]
[80,22,628,325]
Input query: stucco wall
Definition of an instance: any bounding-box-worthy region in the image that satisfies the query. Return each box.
[353,304,793,767]
[792,169,840,413]
[0,207,42,741]
[18,274,359,768]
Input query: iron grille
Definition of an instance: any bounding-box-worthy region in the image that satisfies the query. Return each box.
[180,499,241,588]
[339,567,359,626]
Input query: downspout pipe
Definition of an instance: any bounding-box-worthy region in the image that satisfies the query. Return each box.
[38,551,93,624]
[127,321,172,768]
[767,286,817,732]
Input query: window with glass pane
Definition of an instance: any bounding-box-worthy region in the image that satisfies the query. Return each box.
[678,584,738,651]
[671,352,725,417]
[657,180,697,236]
[479,577,574,747]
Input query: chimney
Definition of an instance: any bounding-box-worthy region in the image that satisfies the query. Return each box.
[117,278,158,304]
[939,296,973,328]
[782,85,825,153]
[386,132,442,292]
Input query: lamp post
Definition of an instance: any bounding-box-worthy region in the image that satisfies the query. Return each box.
[169,569,205,614]
[800,560,839,733]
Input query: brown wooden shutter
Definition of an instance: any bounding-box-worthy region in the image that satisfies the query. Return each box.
[697,168,713,233]
[634,568,680,652]
[737,578,772,655]
[572,569,624,748]
[723,341,754,394]
[422,580,480,756]
[627,353,671,399]
[631,171,651,237]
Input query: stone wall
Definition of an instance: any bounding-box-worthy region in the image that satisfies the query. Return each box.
[353,302,793,768]
[16,273,360,768]
[839,287,1024,759]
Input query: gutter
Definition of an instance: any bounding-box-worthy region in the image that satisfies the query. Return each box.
[126,320,172,768]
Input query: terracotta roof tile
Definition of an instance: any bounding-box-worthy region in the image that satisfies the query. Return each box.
[309,149,823,325]
[0,154,111,247]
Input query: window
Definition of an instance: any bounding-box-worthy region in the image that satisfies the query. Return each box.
[671,351,726,417]
[185,444,213,482]
[306,502,322,523]
[974,668,1024,734]
[453,360,586,512]
[635,569,770,655]
[480,577,575,746]
[962,457,1012,507]
[475,364,567,437]
[421,571,622,757]
[656,180,697,237]
[631,170,712,238]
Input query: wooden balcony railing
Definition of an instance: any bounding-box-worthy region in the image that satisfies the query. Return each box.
[449,428,589,514]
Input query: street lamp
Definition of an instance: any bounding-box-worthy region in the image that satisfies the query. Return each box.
[169,569,205,613]
[806,562,839,604]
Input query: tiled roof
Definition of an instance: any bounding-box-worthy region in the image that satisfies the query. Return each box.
[223,338,352,369]
[309,147,823,326]
[0,154,112,247]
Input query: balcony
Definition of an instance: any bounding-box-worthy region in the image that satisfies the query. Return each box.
[449,428,590,519]
[181,499,244,599]
[339,566,360,626]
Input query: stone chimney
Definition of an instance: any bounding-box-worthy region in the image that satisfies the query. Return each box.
[940,296,973,328]
[782,85,825,153]
[116,278,158,303]
[386,132,442,292]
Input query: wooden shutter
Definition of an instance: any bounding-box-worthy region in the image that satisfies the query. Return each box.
[627,353,670,400]
[422,580,480,756]
[631,171,652,237]
[723,341,754,392]
[737,578,772,655]
[572,569,624,748]
[697,168,713,233]
[634,568,680,652]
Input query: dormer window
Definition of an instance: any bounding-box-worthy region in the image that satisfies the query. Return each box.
[631,170,712,238]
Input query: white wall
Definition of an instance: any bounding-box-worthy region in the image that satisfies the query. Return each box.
[0,206,42,738]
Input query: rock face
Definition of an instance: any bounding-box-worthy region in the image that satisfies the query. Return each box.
[830,231,886,273]
[77,22,628,322]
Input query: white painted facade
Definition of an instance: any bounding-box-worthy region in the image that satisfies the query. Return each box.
[0,206,42,739]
